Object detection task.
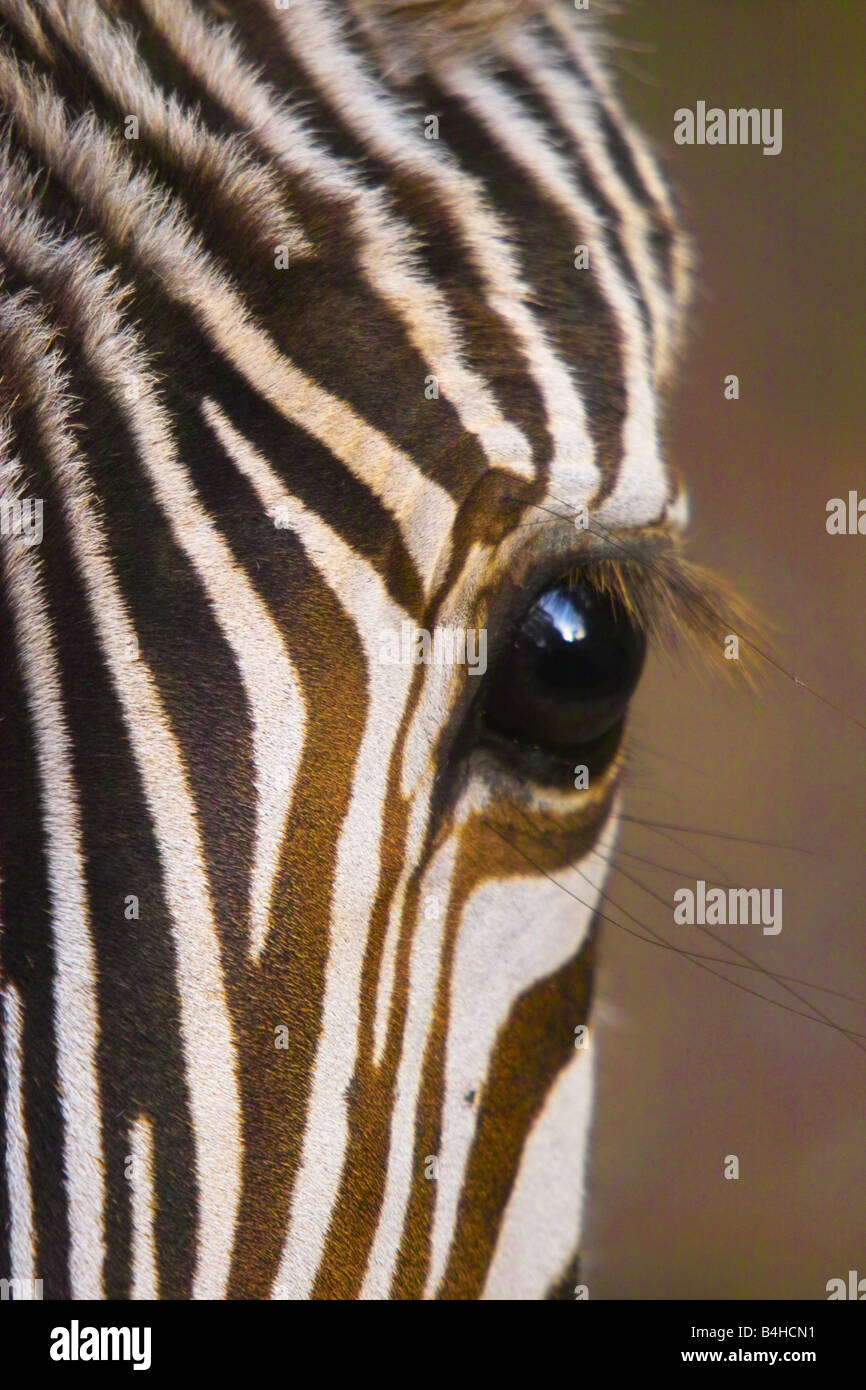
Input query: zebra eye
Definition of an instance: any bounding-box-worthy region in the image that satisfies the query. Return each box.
[483,580,646,756]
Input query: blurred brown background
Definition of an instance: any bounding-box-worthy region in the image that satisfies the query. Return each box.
[584,0,866,1298]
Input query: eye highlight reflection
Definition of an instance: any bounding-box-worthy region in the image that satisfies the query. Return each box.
[536,588,588,645]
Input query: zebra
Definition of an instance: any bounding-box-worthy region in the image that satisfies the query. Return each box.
[0,0,737,1300]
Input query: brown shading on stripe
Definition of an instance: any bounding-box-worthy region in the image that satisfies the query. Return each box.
[307,773,422,1298]
[226,554,368,1299]
[436,920,596,1297]
[311,454,617,1295]
[302,474,537,1299]
[307,476,583,1297]
[389,807,602,1298]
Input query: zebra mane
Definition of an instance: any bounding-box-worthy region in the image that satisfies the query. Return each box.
[349,0,576,71]
[356,0,541,28]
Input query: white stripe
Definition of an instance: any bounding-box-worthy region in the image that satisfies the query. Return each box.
[398,538,491,801]
[502,28,677,378]
[374,539,497,1062]
[434,63,668,525]
[199,401,418,1300]
[361,836,459,1298]
[140,0,534,482]
[482,1046,595,1299]
[62,477,241,1302]
[274,0,599,498]
[424,833,609,1297]
[59,471,241,1301]
[545,7,691,313]
[1,463,105,1299]
[2,980,37,1291]
[129,1114,158,1300]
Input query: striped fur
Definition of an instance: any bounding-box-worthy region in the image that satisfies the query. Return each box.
[0,0,688,1299]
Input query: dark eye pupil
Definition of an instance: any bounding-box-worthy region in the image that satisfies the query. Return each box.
[484,580,646,755]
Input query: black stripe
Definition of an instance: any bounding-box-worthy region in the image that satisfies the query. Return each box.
[0,114,427,620]
[493,59,653,343]
[184,342,425,616]
[418,73,628,498]
[555,32,677,292]
[70,0,500,504]
[213,0,555,484]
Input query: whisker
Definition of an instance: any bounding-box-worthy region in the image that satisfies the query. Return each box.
[745,644,866,735]
[626,736,717,781]
[605,846,856,1044]
[634,822,865,1008]
[618,812,820,858]
[482,816,866,1047]
[632,820,742,897]
[569,502,865,738]
[600,840,738,889]
[511,802,866,1045]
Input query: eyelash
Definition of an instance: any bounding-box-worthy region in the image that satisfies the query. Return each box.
[562,544,763,685]
[487,495,761,685]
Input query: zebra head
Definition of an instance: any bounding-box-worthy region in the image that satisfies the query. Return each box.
[0,0,702,1300]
